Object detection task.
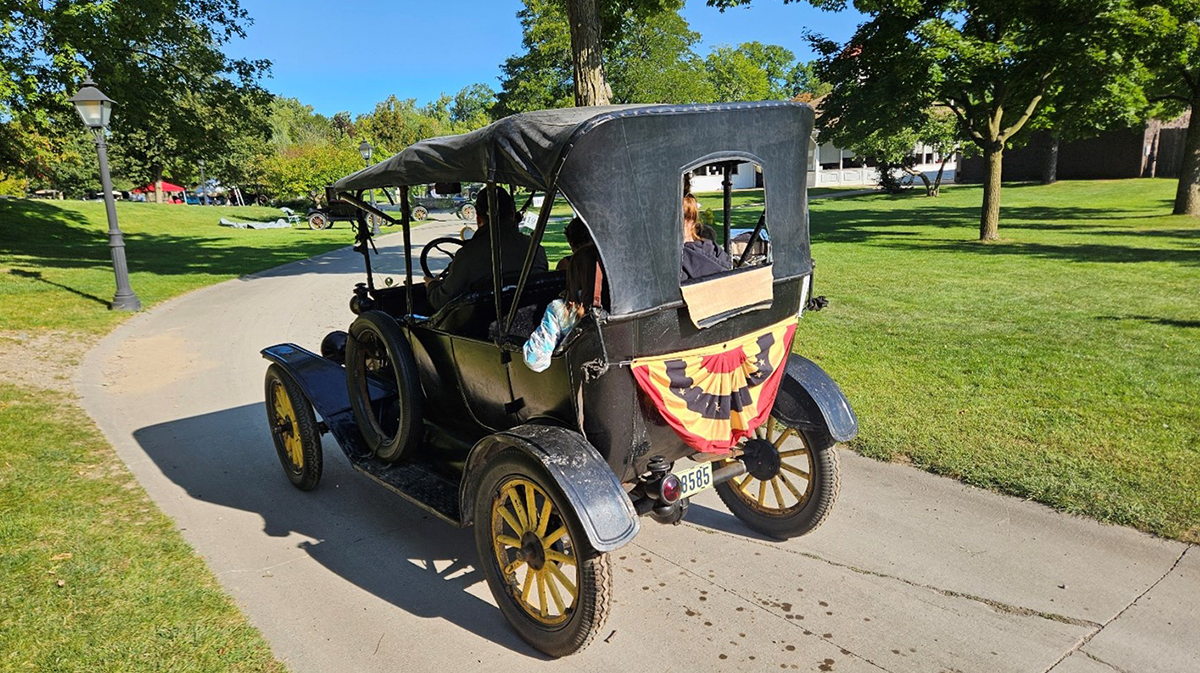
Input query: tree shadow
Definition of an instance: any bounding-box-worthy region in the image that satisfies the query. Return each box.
[1095,315,1200,328]
[131,404,548,659]
[0,199,365,279]
[8,268,110,307]
[809,199,1200,266]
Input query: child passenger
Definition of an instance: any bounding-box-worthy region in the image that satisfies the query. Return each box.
[680,193,732,281]
[523,243,602,372]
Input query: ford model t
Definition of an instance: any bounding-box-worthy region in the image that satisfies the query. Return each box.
[259,101,857,657]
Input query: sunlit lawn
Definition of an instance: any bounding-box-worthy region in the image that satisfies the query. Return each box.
[800,179,1199,541]
[0,198,357,670]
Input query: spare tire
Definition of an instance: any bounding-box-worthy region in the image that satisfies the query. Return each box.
[344,310,423,462]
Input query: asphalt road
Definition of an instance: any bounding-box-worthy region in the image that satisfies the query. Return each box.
[78,220,1197,673]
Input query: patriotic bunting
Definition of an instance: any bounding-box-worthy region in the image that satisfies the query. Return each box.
[631,319,797,453]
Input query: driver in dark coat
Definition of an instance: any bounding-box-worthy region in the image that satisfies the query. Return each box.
[425,187,548,311]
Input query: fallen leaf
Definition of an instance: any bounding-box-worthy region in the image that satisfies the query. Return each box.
[50,552,72,561]
[56,579,65,587]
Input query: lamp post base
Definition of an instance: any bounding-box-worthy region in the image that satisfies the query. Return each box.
[111,291,142,312]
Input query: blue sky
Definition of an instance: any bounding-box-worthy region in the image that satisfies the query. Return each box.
[225,1,863,117]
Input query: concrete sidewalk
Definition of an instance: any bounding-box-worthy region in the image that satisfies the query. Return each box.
[77,224,1196,672]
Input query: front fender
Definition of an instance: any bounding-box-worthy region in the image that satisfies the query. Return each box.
[460,424,639,553]
[772,354,858,444]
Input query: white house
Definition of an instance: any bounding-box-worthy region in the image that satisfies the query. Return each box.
[687,136,958,192]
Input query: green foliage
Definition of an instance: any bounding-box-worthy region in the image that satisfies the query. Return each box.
[497,0,586,113]
[0,0,273,189]
[704,42,797,101]
[452,83,499,127]
[498,0,803,111]
[0,171,27,196]
[260,141,362,202]
[606,6,715,104]
[787,60,832,99]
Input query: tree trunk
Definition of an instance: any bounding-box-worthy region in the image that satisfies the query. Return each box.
[980,142,1003,241]
[154,167,164,205]
[1041,132,1059,185]
[566,0,611,106]
[1173,86,1200,216]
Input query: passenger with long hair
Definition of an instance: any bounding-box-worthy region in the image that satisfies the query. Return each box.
[679,193,731,281]
[523,243,603,372]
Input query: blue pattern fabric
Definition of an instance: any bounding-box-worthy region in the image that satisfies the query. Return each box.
[523,298,581,372]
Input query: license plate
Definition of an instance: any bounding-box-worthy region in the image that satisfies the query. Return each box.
[674,462,714,499]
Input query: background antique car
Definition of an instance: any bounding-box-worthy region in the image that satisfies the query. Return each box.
[260,101,857,657]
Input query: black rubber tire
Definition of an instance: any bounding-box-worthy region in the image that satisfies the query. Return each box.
[264,364,323,490]
[344,311,423,462]
[307,212,330,230]
[715,423,840,540]
[412,205,429,221]
[473,450,611,658]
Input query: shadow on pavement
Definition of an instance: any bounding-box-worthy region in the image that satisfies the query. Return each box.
[132,403,548,660]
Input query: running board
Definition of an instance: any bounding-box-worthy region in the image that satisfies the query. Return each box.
[347,452,463,526]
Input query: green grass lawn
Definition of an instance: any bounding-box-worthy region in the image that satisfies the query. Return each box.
[800,179,1199,542]
[0,198,358,670]
[1,199,350,334]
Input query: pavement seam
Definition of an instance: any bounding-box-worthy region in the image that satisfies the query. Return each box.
[682,520,1101,629]
[630,540,897,673]
[1080,649,1133,673]
[1041,544,1193,673]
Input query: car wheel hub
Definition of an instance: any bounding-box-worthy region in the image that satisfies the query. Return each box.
[742,437,781,480]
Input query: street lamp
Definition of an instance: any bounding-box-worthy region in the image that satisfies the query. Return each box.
[358,140,379,235]
[198,159,209,206]
[69,78,141,311]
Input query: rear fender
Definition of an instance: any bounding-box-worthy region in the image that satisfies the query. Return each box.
[772,354,858,445]
[460,424,639,553]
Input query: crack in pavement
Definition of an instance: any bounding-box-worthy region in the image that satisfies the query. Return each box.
[1082,650,1132,673]
[631,540,896,673]
[1042,545,1193,673]
[683,520,1102,629]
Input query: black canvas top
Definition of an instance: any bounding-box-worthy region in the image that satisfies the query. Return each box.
[334,101,815,316]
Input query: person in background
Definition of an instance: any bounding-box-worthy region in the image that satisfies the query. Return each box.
[680,193,731,281]
[523,243,602,372]
[555,217,591,271]
[425,186,548,310]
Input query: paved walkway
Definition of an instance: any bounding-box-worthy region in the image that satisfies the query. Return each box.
[77,222,1196,673]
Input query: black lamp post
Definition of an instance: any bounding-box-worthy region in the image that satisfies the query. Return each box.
[199,159,209,205]
[359,139,379,235]
[69,78,141,311]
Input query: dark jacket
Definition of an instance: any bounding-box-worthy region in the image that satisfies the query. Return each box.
[427,226,549,310]
[680,239,732,282]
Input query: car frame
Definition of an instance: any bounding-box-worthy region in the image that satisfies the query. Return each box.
[260,101,857,657]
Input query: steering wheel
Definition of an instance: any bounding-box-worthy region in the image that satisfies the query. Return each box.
[420,237,465,278]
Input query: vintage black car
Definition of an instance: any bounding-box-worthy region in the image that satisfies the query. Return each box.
[260,101,857,657]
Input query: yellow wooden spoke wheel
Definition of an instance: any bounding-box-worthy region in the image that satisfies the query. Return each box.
[715,414,839,539]
[473,451,611,658]
[491,478,578,625]
[264,364,323,491]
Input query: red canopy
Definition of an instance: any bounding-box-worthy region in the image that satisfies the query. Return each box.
[133,181,186,194]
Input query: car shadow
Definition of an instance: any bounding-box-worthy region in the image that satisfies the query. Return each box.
[131,403,550,660]
[682,502,777,543]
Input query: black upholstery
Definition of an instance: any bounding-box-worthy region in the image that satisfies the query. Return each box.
[427,271,566,339]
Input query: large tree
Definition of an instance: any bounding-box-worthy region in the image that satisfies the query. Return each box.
[1138,1,1200,215]
[498,0,714,113]
[711,0,1145,241]
[705,42,797,101]
[1,0,270,200]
